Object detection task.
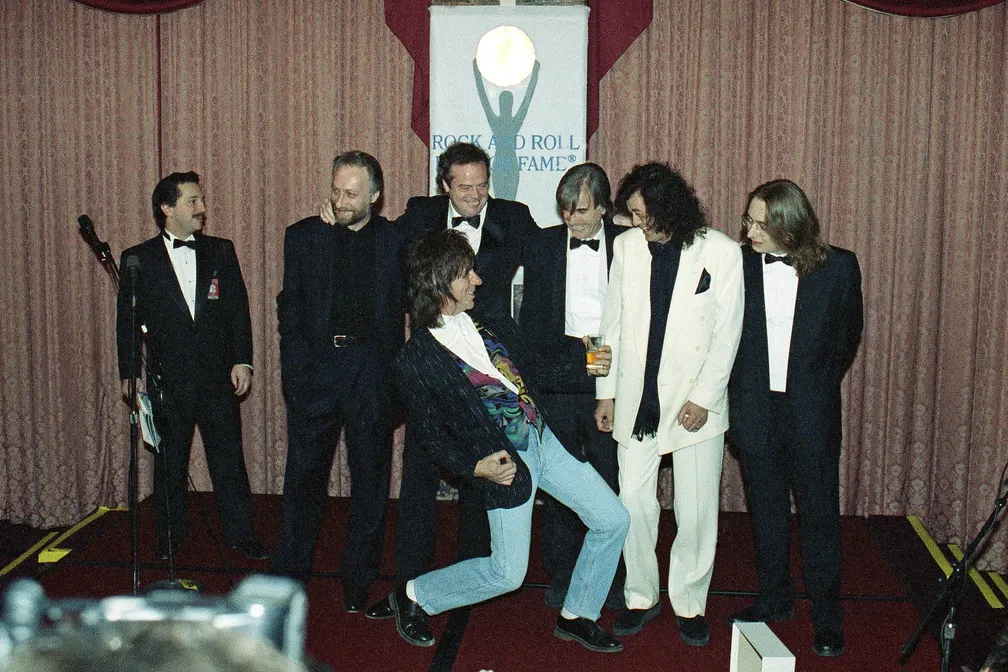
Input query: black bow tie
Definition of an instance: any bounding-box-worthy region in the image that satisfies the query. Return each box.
[452,215,480,229]
[165,234,197,249]
[764,254,792,266]
[570,237,600,252]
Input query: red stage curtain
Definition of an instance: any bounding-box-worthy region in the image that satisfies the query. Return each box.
[845,0,1003,16]
[385,0,653,143]
[73,0,202,14]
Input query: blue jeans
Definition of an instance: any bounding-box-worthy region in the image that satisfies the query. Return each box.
[413,425,629,620]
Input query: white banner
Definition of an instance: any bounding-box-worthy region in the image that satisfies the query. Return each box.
[429,5,589,229]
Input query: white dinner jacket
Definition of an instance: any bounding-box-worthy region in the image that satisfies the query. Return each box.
[596,226,743,453]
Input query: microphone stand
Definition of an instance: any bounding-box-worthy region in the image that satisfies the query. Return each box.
[79,215,142,594]
[900,459,1008,671]
[79,215,200,595]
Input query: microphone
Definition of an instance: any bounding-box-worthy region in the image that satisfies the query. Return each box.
[122,255,141,303]
[78,214,111,263]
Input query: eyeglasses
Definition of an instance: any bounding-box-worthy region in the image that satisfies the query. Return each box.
[741,214,767,230]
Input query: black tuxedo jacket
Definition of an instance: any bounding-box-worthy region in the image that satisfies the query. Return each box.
[277,215,406,398]
[727,245,863,455]
[391,313,584,510]
[398,194,537,320]
[518,220,627,394]
[116,233,252,410]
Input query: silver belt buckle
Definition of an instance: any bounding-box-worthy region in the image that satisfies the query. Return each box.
[333,335,347,347]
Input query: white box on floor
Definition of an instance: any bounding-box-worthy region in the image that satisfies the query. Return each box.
[730,622,795,672]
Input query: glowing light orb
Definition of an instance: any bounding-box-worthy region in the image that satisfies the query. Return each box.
[475,26,536,88]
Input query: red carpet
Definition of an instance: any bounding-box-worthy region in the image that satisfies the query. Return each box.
[4,493,974,671]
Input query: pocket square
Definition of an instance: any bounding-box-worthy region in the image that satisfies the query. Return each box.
[695,268,711,294]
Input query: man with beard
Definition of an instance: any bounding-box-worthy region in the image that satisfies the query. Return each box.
[272,152,406,615]
[117,171,265,562]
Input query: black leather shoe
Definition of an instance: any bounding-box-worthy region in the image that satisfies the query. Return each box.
[612,603,660,636]
[230,538,270,560]
[365,594,395,620]
[554,616,623,653]
[727,602,794,624]
[813,629,845,657]
[392,586,434,647]
[676,615,709,647]
[343,584,368,613]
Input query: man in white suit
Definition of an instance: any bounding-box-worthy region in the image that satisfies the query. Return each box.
[594,163,743,647]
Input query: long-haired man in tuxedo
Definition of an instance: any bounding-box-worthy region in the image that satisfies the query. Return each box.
[727,179,863,658]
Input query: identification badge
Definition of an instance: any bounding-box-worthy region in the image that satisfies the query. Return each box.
[207,277,220,299]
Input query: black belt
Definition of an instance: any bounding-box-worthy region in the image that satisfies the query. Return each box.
[332,334,371,348]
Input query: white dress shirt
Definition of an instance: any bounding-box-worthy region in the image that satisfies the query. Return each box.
[162,232,197,320]
[446,201,489,254]
[564,227,608,338]
[430,311,519,394]
[762,253,799,392]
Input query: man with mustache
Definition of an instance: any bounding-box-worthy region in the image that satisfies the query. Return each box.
[272,152,407,614]
[117,171,265,562]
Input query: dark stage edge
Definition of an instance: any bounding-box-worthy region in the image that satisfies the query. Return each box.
[2,494,1003,671]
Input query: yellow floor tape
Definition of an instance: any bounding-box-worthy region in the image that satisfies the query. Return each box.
[0,532,59,577]
[38,506,127,563]
[907,515,953,577]
[947,544,1004,609]
[990,572,1008,603]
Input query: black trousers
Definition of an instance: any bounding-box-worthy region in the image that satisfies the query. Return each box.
[539,391,623,595]
[150,386,256,550]
[394,423,491,585]
[272,342,393,586]
[738,391,843,632]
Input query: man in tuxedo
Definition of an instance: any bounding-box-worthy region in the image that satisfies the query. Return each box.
[272,151,406,613]
[519,163,627,610]
[116,171,265,561]
[594,163,743,647]
[359,142,538,644]
[727,179,863,658]
[390,228,628,653]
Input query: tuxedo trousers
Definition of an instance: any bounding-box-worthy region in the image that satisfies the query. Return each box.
[395,424,491,585]
[618,434,723,617]
[737,391,843,632]
[150,387,256,550]
[539,391,623,597]
[272,341,393,586]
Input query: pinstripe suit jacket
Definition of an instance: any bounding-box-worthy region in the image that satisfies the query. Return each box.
[391,313,583,509]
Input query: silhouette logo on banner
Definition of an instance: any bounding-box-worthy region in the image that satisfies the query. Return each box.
[474,58,540,201]
[473,26,540,200]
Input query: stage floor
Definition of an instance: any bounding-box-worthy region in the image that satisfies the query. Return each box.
[2,494,1005,671]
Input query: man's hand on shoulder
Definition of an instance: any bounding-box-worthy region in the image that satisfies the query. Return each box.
[231,365,252,396]
[474,450,516,486]
[319,199,336,225]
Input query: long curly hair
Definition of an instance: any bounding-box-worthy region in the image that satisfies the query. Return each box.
[405,228,476,330]
[614,162,706,249]
[744,179,829,278]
